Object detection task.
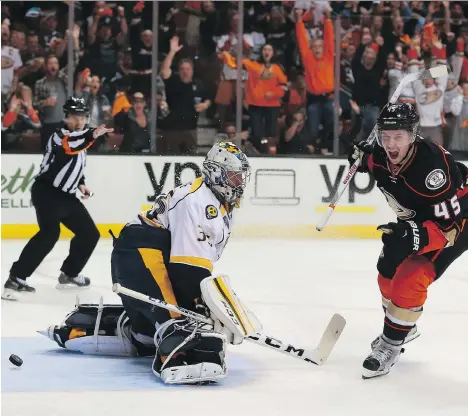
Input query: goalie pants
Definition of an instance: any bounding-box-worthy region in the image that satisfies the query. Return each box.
[111,223,182,339]
[377,220,468,341]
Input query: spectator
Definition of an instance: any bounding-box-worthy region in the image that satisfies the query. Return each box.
[129,27,154,96]
[220,43,288,154]
[285,72,307,117]
[260,5,294,69]
[339,99,363,153]
[34,34,79,150]
[352,40,386,140]
[160,36,211,155]
[85,6,127,82]
[295,7,334,155]
[412,48,448,146]
[443,41,465,148]
[340,43,356,120]
[1,22,23,98]
[10,26,26,52]
[1,84,40,150]
[18,31,45,88]
[214,11,253,129]
[277,110,309,155]
[114,92,150,153]
[40,9,62,50]
[449,80,468,157]
[380,52,397,106]
[77,74,112,151]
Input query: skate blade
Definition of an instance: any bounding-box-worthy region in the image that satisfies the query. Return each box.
[56,283,90,291]
[2,288,20,301]
[362,370,390,380]
[362,348,404,380]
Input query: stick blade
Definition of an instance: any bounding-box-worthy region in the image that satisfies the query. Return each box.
[310,313,346,365]
[429,65,448,78]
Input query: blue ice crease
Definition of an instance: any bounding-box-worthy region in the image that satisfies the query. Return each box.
[2,337,254,392]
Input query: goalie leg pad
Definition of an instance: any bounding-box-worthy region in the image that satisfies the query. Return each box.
[152,318,227,384]
[38,299,138,356]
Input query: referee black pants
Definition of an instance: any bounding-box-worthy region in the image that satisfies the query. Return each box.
[10,180,100,280]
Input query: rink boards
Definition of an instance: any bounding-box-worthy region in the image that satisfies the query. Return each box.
[2,154,467,239]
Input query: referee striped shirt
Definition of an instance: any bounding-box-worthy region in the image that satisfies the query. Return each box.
[36,127,95,194]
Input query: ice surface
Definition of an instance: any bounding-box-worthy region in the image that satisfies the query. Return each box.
[2,239,467,416]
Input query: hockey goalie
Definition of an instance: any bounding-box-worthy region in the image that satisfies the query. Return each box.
[39,142,263,385]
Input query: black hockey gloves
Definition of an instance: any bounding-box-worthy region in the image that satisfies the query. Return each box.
[347,141,373,173]
[378,221,429,254]
[377,221,430,278]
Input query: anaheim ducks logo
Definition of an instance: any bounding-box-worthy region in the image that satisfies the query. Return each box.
[380,188,416,220]
[417,89,442,105]
[259,67,274,80]
[1,56,14,69]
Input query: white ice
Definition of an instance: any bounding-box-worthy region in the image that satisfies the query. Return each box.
[1,239,468,416]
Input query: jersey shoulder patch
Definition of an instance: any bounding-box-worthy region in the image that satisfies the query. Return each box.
[205,205,218,219]
[425,169,447,190]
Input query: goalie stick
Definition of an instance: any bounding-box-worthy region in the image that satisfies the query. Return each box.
[316,64,448,232]
[112,283,346,366]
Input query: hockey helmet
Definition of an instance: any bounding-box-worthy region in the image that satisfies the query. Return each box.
[63,96,90,116]
[202,142,251,208]
[377,103,419,145]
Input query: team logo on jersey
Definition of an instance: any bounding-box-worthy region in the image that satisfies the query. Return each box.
[425,169,446,190]
[205,205,218,219]
[380,188,416,220]
[417,90,442,105]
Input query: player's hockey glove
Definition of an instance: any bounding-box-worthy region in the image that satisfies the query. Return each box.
[347,141,373,173]
[378,221,429,258]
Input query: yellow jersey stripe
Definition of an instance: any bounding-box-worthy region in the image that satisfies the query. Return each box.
[138,248,180,318]
[189,177,204,194]
[170,255,214,272]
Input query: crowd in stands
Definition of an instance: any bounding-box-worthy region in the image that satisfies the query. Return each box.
[1,1,468,157]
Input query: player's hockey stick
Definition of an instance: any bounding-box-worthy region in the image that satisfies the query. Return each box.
[112,283,346,366]
[316,64,448,232]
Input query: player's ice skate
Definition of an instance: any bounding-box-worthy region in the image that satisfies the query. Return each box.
[1,275,36,301]
[362,335,404,379]
[56,272,90,290]
[370,325,420,349]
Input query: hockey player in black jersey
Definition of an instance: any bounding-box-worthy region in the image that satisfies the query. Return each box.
[2,97,113,301]
[348,102,468,379]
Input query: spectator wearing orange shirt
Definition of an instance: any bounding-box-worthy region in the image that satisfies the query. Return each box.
[295,8,334,155]
[221,44,288,154]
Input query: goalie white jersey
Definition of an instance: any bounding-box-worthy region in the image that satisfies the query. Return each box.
[133,177,233,273]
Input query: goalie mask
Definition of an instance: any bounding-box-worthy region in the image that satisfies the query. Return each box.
[203,142,251,208]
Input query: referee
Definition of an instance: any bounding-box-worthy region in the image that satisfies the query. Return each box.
[2,97,113,301]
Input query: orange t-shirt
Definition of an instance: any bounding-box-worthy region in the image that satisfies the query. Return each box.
[220,53,288,107]
[296,18,334,95]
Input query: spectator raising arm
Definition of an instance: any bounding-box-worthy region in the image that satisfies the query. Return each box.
[160,36,183,80]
